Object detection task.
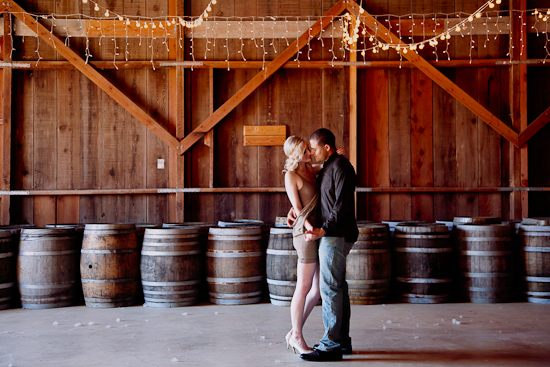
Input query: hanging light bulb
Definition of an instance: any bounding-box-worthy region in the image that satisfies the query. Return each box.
[489,2,495,9]
[359,8,365,14]
[207,5,212,11]
[468,15,474,22]
[419,43,425,49]
[126,18,131,25]
[475,12,482,19]
[446,33,451,40]
[118,15,123,21]
[402,47,408,54]
[82,0,88,3]
[212,0,217,4]
[534,9,539,15]
[440,34,446,41]
[152,22,156,29]
[136,20,140,27]
[171,18,177,24]
[159,22,164,28]
[369,35,374,42]
[456,26,461,32]
[105,10,109,17]
[94,4,100,11]
[144,22,149,29]
[496,0,501,4]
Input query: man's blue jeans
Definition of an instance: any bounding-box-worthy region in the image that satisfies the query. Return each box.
[317,236,354,352]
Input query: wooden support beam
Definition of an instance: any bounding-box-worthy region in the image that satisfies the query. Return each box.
[5,0,181,152]
[509,0,529,219]
[1,13,12,225]
[519,104,550,147]
[347,2,520,148]
[177,0,347,155]
[5,59,550,70]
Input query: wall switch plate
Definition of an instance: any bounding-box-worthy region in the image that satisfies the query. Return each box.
[157,159,165,169]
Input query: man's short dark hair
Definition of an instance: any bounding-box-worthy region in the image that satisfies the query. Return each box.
[310,128,336,149]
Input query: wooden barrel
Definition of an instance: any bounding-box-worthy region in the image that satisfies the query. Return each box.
[17,229,80,309]
[346,223,391,305]
[141,228,202,307]
[519,225,550,304]
[80,224,139,308]
[265,228,297,306]
[457,224,513,303]
[207,226,263,305]
[393,223,453,303]
[382,220,428,239]
[0,230,15,310]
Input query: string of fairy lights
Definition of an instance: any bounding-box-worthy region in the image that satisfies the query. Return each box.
[4,0,550,69]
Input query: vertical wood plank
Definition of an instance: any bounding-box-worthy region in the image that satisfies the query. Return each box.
[388,67,411,221]
[11,70,34,224]
[455,0,480,218]
[411,69,434,221]
[433,69,457,221]
[57,69,81,223]
[33,69,57,227]
[1,15,11,224]
[123,0,147,224]
[79,74,102,224]
[366,69,390,221]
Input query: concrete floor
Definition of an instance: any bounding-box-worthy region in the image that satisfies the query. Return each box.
[1,302,549,367]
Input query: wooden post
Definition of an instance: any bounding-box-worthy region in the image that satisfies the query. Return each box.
[1,13,12,225]
[203,67,214,188]
[509,0,528,219]
[168,0,185,222]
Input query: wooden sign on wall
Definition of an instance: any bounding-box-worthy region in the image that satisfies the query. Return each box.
[243,125,286,146]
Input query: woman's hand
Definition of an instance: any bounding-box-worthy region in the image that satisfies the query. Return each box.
[336,146,346,156]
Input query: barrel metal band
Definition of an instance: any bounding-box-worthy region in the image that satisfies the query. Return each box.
[269,294,292,301]
[143,289,198,295]
[207,276,263,283]
[463,272,513,278]
[266,278,296,286]
[394,234,450,239]
[459,237,511,242]
[81,277,137,284]
[519,232,550,237]
[84,296,134,303]
[525,276,550,282]
[206,251,262,258]
[522,246,550,252]
[468,286,510,292]
[19,250,77,256]
[209,291,262,298]
[142,241,200,247]
[0,252,14,259]
[19,281,75,289]
[527,297,550,304]
[0,282,14,289]
[81,249,137,254]
[402,293,449,299]
[141,250,202,256]
[347,279,390,285]
[266,249,297,256]
[396,277,452,284]
[394,247,453,253]
[350,249,389,254]
[0,297,10,303]
[208,235,262,241]
[355,240,389,245]
[141,280,201,286]
[526,291,550,296]
[461,250,512,256]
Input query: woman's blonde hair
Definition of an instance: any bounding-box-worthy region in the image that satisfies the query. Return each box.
[283,136,308,173]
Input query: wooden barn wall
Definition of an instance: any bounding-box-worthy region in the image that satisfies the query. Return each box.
[5,0,550,226]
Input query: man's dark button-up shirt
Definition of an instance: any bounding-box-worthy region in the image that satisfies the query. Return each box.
[317,152,359,243]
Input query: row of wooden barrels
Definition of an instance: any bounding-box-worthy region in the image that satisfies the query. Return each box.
[0,217,549,309]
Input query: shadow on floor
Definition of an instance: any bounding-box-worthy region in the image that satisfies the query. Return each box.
[344,349,550,363]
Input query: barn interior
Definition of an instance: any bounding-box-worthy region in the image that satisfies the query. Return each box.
[1,0,550,366]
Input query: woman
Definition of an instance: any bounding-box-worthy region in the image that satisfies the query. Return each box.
[282,136,322,355]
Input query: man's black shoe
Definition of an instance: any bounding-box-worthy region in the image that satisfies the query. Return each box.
[313,344,352,355]
[300,348,343,362]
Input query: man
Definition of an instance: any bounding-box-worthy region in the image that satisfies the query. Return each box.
[288,128,358,362]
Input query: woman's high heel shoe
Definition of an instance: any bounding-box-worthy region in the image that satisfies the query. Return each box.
[288,337,313,355]
[285,330,292,350]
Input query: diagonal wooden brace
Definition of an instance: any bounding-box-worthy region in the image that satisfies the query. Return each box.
[177,0,347,155]
[346,2,520,147]
[5,0,181,151]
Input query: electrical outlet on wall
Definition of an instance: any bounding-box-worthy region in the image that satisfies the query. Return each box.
[157,159,165,169]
